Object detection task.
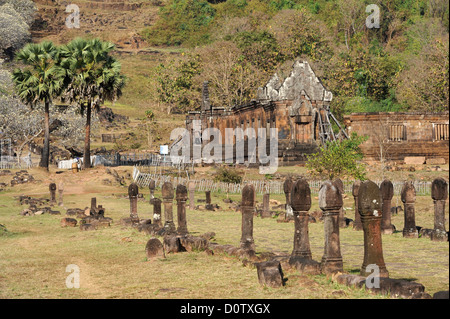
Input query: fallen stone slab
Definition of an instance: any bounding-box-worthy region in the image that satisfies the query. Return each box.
[163,234,186,254]
[179,236,209,252]
[61,217,77,227]
[66,208,84,216]
[200,232,216,241]
[333,273,430,299]
[404,156,425,165]
[139,223,162,236]
[92,219,111,228]
[80,223,97,231]
[145,238,165,260]
[254,260,285,288]
[426,158,446,165]
[288,257,321,275]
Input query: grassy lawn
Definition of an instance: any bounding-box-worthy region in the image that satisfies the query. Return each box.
[0,166,448,299]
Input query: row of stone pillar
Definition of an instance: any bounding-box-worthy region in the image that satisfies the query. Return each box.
[243,177,448,277]
[352,178,448,242]
[128,181,189,235]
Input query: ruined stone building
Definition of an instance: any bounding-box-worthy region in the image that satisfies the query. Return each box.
[177,60,449,166]
[181,60,342,165]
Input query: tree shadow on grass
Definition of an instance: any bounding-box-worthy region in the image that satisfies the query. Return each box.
[395,277,419,282]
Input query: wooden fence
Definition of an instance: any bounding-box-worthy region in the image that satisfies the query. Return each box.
[0,156,36,170]
[132,166,436,196]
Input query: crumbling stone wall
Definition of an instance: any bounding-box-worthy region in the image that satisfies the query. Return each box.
[343,112,449,163]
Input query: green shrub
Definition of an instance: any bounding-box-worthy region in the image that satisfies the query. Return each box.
[306,132,368,181]
[214,166,243,184]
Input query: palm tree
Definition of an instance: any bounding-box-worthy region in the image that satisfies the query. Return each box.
[59,38,126,169]
[12,41,63,170]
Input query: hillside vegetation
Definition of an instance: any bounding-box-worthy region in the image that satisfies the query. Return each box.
[141,0,449,119]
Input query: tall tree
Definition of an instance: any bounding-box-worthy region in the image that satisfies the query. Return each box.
[12,41,63,170]
[59,38,126,169]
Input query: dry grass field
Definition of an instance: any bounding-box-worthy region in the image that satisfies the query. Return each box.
[0,166,448,299]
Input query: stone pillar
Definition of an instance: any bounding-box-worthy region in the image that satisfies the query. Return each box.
[358,180,389,278]
[49,183,56,206]
[90,197,97,218]
[188,181,195,210]
[91,197,97,210]
[58,182,64,207]
[152,198,162,227]
[128,183,139,224]
[380,179,394,234]
[431,178,448,242]
[401,181,418,238]
[333,178,346,228]
[352,180,363,231]
[240,184,256,251]
[261,193,271,218]
[205,191,211,205]
[290,178,312,260]
[91,197,96,208]
[149,179,156,203]
[176,184,188,235]
[283,177,294,221]
[319,180,344,274]
[162,182,176,233]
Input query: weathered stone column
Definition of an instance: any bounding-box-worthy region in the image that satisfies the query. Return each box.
[49,183,57,206]
[290,178,312,260]
[91,197,97,211]
[333,178,346,228]
[401,181,418,238]
[90,197,98,218]
[152,198,162,227]
[162,182,176,233]
[205,191,211,205]
[358,180,389,278]
[149,180,156,203]
[188,181,195,210]
[380,179,394,235]
[58,182,64,207]
[283,177,294,221]
[128,183,139,224]
[240,184,256,251]
[431,178,448,242]
[319,180,344,274]
[261,193,271,218]
[176,184,188,235]
[352,180,363,231]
